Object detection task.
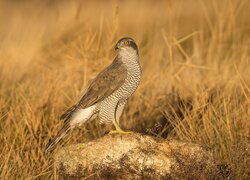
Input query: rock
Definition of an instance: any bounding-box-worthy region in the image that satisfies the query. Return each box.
[54,133,220,179]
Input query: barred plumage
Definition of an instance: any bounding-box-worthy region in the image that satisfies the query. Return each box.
[45,37,141,153]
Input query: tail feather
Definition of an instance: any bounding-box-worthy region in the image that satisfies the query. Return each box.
[44,121,71,154]
[45,105,96,154]
[60,104,79,121]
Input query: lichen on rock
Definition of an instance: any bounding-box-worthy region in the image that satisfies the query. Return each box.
[54,133,220,179]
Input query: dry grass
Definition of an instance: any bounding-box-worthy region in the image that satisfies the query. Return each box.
[0,0,249,179]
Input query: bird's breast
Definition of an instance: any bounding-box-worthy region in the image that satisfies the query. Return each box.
[117,61,141,99]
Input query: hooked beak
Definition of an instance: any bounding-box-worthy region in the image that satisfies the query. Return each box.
[115,43,119,50]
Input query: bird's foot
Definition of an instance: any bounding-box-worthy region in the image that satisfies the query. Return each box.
[108,129,132,134]
[77,144,85,149]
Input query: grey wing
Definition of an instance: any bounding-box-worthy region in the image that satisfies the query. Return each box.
[60,56,127,121]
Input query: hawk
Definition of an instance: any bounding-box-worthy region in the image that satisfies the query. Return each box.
[45,37,141,153]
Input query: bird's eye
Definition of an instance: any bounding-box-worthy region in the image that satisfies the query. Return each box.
[124,41,129,45]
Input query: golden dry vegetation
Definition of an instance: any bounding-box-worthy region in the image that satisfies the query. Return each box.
[0,0,249,179]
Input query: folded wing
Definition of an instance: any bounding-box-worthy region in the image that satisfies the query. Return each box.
[60,56,127,122]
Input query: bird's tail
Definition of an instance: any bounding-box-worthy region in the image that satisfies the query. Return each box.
[44,121,71,154]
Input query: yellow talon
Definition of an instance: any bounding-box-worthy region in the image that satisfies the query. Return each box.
[109,119,133,134]
[77,144,85,149]
[109,129,132,134]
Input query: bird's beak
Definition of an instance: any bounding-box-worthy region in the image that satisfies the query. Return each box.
[115,44,119,50]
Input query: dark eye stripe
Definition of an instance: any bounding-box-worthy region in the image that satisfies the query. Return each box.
[129,41,138,51]
[115,37,138,53]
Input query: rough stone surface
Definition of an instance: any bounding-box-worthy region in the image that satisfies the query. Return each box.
[54,133,220,179]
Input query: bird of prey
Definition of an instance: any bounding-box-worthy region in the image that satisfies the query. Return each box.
[45,37,141,153]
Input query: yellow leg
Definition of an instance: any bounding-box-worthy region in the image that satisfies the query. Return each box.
[109,120,132,134]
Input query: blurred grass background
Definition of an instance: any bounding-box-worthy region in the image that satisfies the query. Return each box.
[0,0,249,179]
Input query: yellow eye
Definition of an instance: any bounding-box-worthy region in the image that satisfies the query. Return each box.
[124,41,129,45]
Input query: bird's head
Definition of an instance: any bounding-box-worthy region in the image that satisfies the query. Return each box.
[115,37,138,55]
